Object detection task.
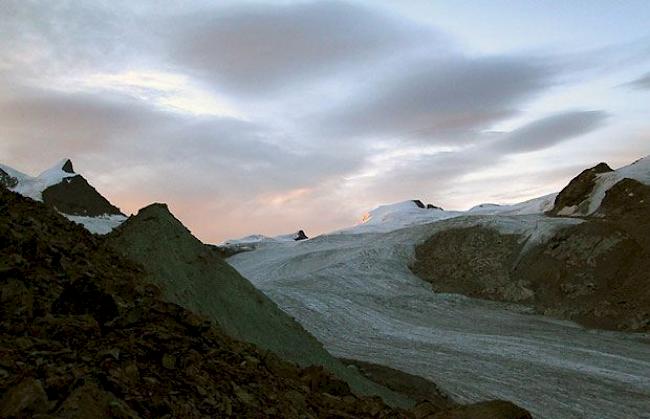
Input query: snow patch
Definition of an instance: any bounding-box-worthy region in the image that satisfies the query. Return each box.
[64,214,127,235]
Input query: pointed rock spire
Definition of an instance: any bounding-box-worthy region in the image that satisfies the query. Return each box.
[61,159,74,174]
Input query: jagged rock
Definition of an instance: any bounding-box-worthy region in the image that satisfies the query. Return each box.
[548,162,613,216]
[294,230,308,241]
[61,159,74,174]
[426,204,443,210]
[300,366,351,396]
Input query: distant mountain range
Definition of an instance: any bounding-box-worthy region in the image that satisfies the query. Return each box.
[4,155,648,240]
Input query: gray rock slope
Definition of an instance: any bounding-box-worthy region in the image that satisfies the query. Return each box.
[106,203,411,408]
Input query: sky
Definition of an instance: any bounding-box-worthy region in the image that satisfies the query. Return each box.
[1,0,649,243]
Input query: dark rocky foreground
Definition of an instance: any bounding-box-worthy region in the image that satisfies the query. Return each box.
[0,186,532,418]
[412,177,650,332]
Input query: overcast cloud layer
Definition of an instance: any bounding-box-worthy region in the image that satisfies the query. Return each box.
[1,1,649,242]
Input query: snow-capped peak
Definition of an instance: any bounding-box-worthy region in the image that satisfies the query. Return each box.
[331,200,457,235]
[1,158,77,201]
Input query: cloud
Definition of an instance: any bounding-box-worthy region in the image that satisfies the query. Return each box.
[493,110,609,154]
[338,110,609,210]
[0,1,156,80]
[1,1,643,242]
[0,88,164,155]
[626,72,650,89]
[312,55,554,143]
[168,1,441,95]
[0,84,364,198]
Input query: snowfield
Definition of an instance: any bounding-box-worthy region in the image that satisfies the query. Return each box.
[229,214,650,419]
[63,214,128,235]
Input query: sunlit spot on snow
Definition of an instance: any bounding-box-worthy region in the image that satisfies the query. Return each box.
[73,70,245,119]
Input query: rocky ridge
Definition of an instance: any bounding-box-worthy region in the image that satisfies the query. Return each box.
[412,168,650,331]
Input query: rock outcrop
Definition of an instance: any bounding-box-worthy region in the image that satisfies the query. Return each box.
[412,178,650,332]
[547,162,613,216]
[60,158,75,174]
[412,200,443,210]
[411,226,531,302]
[294,229,308,241]
[341,359,455,412]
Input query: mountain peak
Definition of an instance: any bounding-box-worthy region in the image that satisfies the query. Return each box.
[137,202,172,215]
[115,202,194,241]
[61,159,74,173]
